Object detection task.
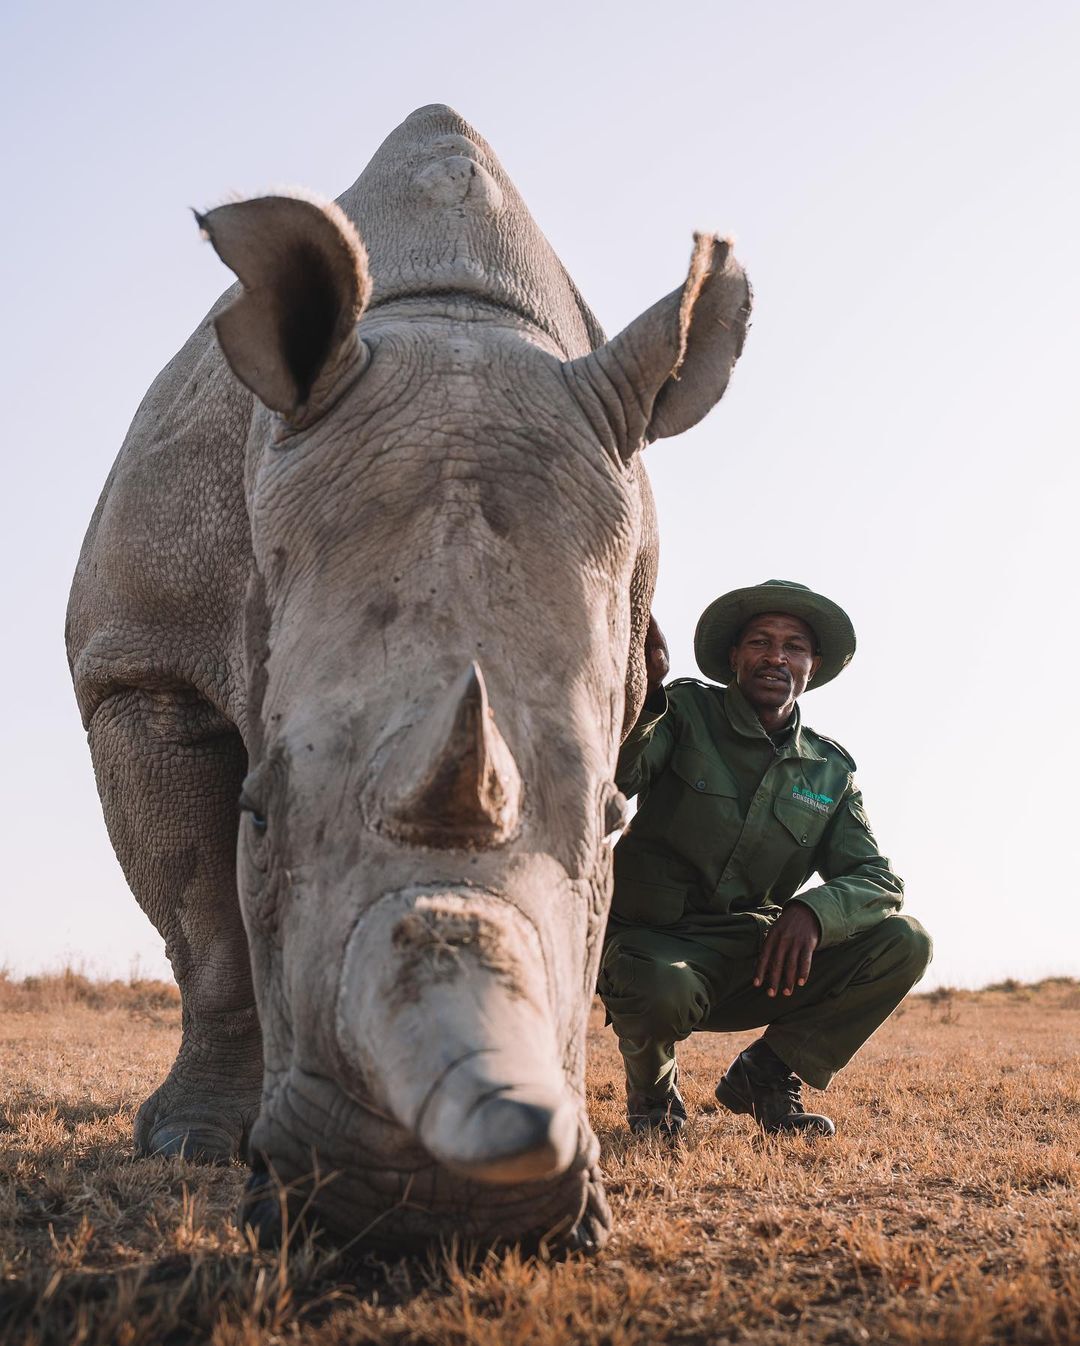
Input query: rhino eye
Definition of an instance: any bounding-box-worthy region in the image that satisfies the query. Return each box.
[601,784,628,839]
[239,791,268,833]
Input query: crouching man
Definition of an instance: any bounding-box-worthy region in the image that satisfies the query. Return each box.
[599,580,931,1138]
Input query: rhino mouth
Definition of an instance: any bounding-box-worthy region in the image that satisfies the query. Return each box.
[241,1065,607,1255]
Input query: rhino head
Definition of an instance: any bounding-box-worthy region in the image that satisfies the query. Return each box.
[199,105,750,1252]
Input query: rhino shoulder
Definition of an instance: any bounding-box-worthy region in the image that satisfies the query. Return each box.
[67,287,254,721]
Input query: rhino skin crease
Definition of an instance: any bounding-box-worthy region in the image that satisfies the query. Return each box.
[66,105,751,1254]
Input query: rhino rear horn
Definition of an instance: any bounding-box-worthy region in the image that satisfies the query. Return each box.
[380,663,523,848]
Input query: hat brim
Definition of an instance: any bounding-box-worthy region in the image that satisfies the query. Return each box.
[694,585,856,689]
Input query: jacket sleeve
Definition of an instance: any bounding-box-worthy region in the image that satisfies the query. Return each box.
[795,787,904,948]
[615,686,677,799]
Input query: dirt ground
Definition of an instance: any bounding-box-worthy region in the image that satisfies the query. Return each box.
[1,971,1077,1345]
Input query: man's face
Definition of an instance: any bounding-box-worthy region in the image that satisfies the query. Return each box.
[729,613,822,721]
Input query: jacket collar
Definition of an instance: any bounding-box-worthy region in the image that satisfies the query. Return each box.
[723,681,825,762]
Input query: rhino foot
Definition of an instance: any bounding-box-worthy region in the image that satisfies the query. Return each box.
[237,1157,292,1247]
[137,1114,250,1164]
[134,1050,261,1164]
[135,1090,259,1163]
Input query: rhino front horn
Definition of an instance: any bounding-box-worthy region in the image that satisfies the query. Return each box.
[380,662,522,848]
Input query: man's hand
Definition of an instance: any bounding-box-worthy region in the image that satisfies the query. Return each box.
[645,615,670,695]
[754,902,821,997]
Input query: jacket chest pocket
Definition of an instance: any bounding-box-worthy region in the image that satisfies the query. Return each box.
[670,745,741,802]
[772,796,832,850]
[660,745,744,872]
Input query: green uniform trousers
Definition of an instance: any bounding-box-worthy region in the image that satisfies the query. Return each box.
[598,912,932,1092]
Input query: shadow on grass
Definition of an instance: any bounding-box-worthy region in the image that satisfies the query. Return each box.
[9,1095,128,1131]
[2,1152,605,1346]
[0,1248,370,1346]
[0,1229,547,1346]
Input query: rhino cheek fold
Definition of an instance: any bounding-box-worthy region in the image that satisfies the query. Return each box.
[335,889,577,1186]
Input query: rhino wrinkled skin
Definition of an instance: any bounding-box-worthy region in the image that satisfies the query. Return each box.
[66,105,751,1253]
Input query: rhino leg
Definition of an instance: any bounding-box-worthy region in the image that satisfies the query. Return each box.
[88,687,261,1162]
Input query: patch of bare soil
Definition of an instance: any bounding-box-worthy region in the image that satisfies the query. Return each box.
[1,972,1077,1344]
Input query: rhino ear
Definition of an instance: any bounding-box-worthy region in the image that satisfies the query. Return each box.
[197,194,372,419]
[566,234,751,461]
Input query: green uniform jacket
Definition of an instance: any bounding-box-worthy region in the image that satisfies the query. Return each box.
[613,678,904,948]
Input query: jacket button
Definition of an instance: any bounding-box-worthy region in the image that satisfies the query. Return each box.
[696,779,707,791]
[801,834,808,843]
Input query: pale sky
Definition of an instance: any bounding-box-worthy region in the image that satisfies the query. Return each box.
[2,0,1077,989]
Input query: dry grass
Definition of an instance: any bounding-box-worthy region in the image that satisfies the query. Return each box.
[1,971,1078,1345]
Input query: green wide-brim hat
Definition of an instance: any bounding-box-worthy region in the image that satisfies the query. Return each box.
[694,579,856,690]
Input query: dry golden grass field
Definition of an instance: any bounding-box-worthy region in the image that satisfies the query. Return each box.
[1,971,1078,1346]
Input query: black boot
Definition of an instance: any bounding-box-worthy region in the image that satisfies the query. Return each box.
[626,1070,687,1141]
[715,1039,835,1137]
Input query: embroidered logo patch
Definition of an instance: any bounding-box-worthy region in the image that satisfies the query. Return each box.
[791,785,833,815]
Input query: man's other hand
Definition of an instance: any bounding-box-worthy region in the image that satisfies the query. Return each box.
[754,902,821,997]
[645,615,670,694]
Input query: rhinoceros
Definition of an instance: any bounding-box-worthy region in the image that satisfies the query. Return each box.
[66,105,751,1253]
